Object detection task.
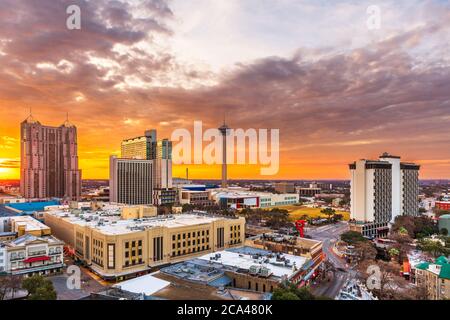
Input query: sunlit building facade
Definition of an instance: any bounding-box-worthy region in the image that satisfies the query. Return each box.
[20,115,81,200]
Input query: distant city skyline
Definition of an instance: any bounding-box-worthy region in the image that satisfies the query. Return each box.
[1,0,450,180]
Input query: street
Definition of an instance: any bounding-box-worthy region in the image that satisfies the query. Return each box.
[307,222,354,298]
[48,256,107,300]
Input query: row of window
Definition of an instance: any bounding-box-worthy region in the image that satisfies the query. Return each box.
[123,240,143,268]
[172,230,209,241]
[171,244,210,258]
[92,238,104,267]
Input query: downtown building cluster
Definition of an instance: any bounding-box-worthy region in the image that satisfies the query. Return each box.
[349,152,420,238]
[110,130,176,207]
[9,116,326,294]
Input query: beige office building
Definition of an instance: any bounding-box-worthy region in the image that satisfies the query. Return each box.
[44,207,245,280]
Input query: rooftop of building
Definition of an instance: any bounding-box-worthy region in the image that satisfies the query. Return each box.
[5,200,60,213]
[5,215,50,232]
[161,246,308,284]
[415,256,450,280]
[121,135,149,143]
[3,233,63,248]
[150,271,271,300]
[210,188,298,199]
[379,152,401,159]
[45,207,240,235]
[247,233,322,250]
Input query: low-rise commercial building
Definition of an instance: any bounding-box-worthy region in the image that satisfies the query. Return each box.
[274,182,295,194]
[180,190,215,206]
[44,206,245,280]
[0,234,64,277]
[210,189,299,209]
[153,189,177,206]
[0,215,51,238]
[246,233,323,261]
[160,245,322,294]
[0,197,26,205]
[415,256,450,300]
[436,201,450,211]
[297,187,322,197]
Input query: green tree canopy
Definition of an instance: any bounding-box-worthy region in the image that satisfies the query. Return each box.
[320,208,336,220]
[272,283,318,300]
[22,275,57,300]
[418,239,449,258]
[340,231,367,245]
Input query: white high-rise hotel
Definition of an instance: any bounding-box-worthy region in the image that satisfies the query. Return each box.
[349,153,420,238]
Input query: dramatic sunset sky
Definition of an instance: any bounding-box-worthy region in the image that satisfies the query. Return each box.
[0,0,449,180]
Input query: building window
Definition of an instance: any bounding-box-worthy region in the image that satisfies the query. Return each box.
[107,244,115,269]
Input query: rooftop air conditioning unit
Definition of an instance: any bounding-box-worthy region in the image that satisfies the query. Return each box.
[259,267,272,278]
[249,265,260,275]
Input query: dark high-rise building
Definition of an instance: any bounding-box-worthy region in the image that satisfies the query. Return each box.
[20,114,81,200]
[109,156,153,205]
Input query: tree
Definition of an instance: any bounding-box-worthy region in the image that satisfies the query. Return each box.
[7,275,22,300]
[358,260,404,300]
[353,241,377,263]
[433,209,450,218]
[28,285,57,300]
[272,291,300,300]
[22,275,57,300]
[271,283,317,300]
[0,275,23,300]
[0,277,10,300]
[418,239,449,258]
[388,232,413,263]
[398,227,409,236]
[320,208,336,221]
[391,216,438,239]
[340,231,367,245]
[388,247,400,258]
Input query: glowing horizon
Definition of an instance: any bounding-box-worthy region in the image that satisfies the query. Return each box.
[1,1,450,180]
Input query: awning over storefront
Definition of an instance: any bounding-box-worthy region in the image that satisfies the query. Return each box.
[303,269,315,281]
[23,256,50,263]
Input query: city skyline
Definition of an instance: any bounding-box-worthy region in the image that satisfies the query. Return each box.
[1,0,450,180]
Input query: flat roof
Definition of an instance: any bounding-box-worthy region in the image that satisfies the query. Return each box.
[7,216,50,232]
[6,201,60,212]
[248,233,322,250]
[113,273,170,296]
[46,209,238,235]
[198,249,306,278]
